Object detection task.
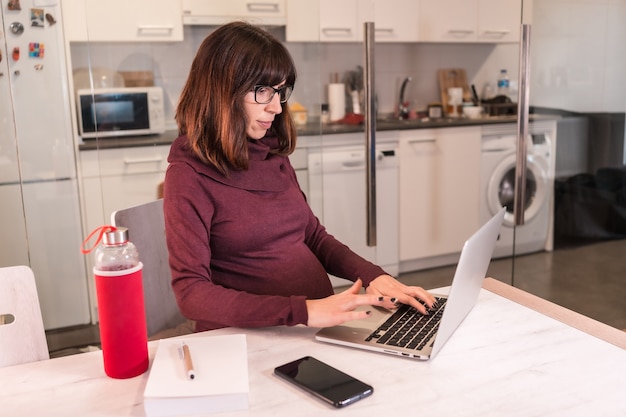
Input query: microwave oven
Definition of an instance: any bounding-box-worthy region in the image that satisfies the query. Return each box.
[76,86,166,139]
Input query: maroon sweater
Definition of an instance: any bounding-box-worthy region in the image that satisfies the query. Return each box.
[163,134,386,331]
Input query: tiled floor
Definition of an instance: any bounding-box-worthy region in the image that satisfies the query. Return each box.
[46,238,626,357]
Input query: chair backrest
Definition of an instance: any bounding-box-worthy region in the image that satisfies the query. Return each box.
[0,265,50,367]
[111,199,186,337]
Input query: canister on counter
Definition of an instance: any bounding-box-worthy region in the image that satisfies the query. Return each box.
[427,103,443,119]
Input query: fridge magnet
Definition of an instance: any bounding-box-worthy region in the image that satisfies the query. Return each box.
[31,8,45,27]
[45,13,56,25]
[34,63,44,71]
[9,21,24,35]
[28,43,44,58]
[12,47,19,61]
[8,0,21,11]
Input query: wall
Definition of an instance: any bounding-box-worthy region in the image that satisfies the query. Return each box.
[69,0,626,132]
[69,26,518,129]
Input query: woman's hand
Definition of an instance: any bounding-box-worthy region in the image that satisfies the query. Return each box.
[305,279,396,328]
[365,274,437,315]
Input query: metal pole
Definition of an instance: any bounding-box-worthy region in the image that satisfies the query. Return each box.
[364,21,377,246]
[514,24,532,226]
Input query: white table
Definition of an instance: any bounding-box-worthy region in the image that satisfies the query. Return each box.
[2,279,625,417]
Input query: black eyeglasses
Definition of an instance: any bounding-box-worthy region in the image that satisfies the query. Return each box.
[252,85,294,104]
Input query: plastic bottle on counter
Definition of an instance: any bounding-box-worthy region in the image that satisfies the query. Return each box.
[83,226,148,379]
[497,69,510,97]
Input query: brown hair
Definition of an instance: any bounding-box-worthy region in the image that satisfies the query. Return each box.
[176,21,298,174]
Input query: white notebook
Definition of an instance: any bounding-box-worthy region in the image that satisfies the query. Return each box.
[144,334,249,417]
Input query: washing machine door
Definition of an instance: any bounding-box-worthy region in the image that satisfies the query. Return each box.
[487,154,548,227]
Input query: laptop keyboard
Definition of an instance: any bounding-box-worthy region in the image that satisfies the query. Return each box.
[365,297,447,350]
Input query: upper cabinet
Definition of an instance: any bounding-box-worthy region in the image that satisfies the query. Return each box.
[62,0,184,42]
[288,0,519,43]
[362,0,420,43]
[287,0,419,43]
[477,0,522,43]
[181,0,286,26]
[419,0,521,43]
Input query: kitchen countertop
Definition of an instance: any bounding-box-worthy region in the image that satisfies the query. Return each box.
[78,114,556,151]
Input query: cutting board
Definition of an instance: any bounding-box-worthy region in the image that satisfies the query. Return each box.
[438,68,472,111]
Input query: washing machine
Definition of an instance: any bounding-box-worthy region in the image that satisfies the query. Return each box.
[480,122,556,258]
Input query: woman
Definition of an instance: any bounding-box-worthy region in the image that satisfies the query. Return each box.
[164,21,435,332]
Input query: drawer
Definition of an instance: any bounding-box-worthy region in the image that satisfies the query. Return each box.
[80,146,171,178]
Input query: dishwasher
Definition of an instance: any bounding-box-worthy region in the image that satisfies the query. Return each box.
[308,144,399,287]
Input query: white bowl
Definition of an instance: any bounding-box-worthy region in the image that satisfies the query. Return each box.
[463,106,483,119]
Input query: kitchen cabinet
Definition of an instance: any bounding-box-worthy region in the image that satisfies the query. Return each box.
[79,145,170,318]
[398,126,481,271]
[306,132,400,282]
[62,0,184,42]
[79,146,170,233]
[182,0,286,26]
[419,0,521,43]
[286,0,419,43]
[360,0,419,42]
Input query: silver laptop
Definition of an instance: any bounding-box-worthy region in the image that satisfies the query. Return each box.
[316,208,505,360]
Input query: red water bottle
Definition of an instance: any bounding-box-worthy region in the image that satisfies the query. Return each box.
[82,226,148,379]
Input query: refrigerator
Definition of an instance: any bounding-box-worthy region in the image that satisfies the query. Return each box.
[0,0,90,329]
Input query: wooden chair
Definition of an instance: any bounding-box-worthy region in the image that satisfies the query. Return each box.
[111,199,191,339]
[0,265,50,367]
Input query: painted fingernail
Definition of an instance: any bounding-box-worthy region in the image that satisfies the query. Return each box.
[366,310,372,316]
[378,296,384,302]
[390,297,397,303]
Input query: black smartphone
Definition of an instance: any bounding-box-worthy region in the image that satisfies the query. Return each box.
[274,356,373,408]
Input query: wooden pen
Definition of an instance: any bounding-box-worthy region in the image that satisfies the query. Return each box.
[181,342,195,380]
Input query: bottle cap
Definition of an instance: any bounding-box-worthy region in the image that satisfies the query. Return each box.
[103,227,129,246]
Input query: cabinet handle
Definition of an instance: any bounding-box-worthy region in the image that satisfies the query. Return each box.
[321,28,353,37]
[137,26,174,37]
[342,160,366,169]
[123,157,163,165]
[448,29,474,36]
[483,30,511,36]
[407,138,436,144]
[247,2,280,12]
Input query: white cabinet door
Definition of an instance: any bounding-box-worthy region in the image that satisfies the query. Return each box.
[419,0,521,43]
[63,0,183,42]
[287,0,418,42]
[287,0,359,42]
[478,0,521,43]
[79,145,170,321]
[182,0,286,25]
[79,146,170,233]
[419,0,476,42]
[368,0,419,42]
[286,0,320,42]
[319,0,359,42]
[399,127,481,265]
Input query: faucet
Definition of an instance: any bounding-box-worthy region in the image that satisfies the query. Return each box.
[398,76,412,119]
